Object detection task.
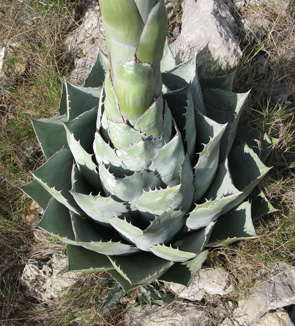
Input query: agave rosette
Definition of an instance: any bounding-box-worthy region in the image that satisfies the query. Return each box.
[22,0,276,291]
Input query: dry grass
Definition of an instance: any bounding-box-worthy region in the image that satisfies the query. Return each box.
[20,273,126,326]
[0,0,76,324]
[0,0,295,325]
[0,221,36,326]
[212,0,295,298]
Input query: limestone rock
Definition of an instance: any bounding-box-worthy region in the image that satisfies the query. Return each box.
[253,309,294,326]
[168,267,234,301]
[2,42,28,77]
[66,0,106,85]
[124,304,208,326]
[0,43,6,98]
[221,263,295,326]
[170,0,242,68]
[0,43,5,78]
[21,251,80,302]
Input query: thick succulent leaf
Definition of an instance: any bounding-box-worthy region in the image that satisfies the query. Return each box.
[177,222,215,254]
[162,56,196,89]
[71,192,128,225]
[107,120,147,149]
[107,37,138,78]
[136,182,179,214]
[162,56,205,114]
[113,60,155,120]
[93,131,123,168]
[133,0,157,22]
[193,114,227,201]
[38,198,76,244]
[108,252,174,285]
[150,244,196,262]
[136,0,167,65]
[99,0,143,47]
[84,51,109,87]
[184,86,197,163]
[96,86,104,130]
[65,81,101,121]
[207,201,257,247]
[31,149,80,214]
[164,86,197,154]
[110,209,185,251]
[101,1,143,69]
[104,74,125,123]
[186,193,241,230]
[204,145,270,218]
[164,87,188,136]
[70,213,140,255]
[76,241,138,259]
[133,97,164,138]
[160,43,176,72]
[21,179,52,210]
[205,158,239,200]
[99,164,161,203]
[32,114,67,159]
[71,164,93,196]
[233,125,278,162]
[250,187,277,219]
[67,245,114,272]
[64,109,100,189]
[203,88,249,162]
[161,103,173,140]
[116,138,163,171]
[108,270,140,292]
[63,131,98,189]
[63,133,98,189]
[200,71,235,92]
[39,197,138,256]
[228,144,271,205]
[149,131,185,186]
[160,250,209,286]
[65,107,97,149]
[100,283,126,310]
[137,156,194,213]
[59,81,67,115]
[203,145,270,219]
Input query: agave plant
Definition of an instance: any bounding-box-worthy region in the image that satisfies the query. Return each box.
[22,0,276,291]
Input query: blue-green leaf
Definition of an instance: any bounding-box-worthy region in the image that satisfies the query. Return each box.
[108,253,173,285]
[71,192,128,225]
[160,250,209,286]
[31,149,80,214]
[110,209,185,251]
[32,114,67,159]
[207,201,257,247]
[67,245,114,272]
[84,51,109,87]
[194,114,227,201]
[21,179,52,210]
[99,164,161,203]
[38,198,75,244]
[203,88,249,161]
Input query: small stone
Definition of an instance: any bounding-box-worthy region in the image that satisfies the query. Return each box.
[3,42,28,77]
[168,267,234,301]
[21,251,80,302]
[0,43,6,97]
[170,0,242,68]
[66,0,106,85]
[0,43,5,77]
[221,263,295,326]
[253,309,294,326]
[124,304,208,326]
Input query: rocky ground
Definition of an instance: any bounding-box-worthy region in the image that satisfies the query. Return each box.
[1,0,295,325]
